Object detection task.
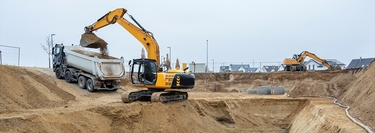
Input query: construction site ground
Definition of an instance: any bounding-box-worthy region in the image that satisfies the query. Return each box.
[0,62,374,133]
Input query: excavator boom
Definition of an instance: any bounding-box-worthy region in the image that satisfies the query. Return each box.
[283,51,340,71]
[297,51,332,69]
[80,8,160,67]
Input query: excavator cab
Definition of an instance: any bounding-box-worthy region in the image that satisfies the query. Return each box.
[130,59,158,85]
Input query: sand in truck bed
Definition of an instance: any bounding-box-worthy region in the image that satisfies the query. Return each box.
[71,49,117,59]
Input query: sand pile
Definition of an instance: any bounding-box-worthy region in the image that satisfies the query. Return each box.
[340,60,375,128]
[287,74,357,97]
[0,65,368,132]
[0,66,75,113]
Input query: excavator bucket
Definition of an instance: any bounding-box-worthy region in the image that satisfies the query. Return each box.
[79,33,107,48]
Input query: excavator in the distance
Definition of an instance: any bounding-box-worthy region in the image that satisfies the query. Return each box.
[80,8,195,103]
[283,51,342,71]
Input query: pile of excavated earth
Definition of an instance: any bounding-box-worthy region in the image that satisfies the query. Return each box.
[0,61,374,132]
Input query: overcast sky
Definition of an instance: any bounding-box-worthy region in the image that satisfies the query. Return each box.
[0,0,374,69]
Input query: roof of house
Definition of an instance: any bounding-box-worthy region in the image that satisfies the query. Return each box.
[326,59,345,65]
[347,58,375,68]
[249,68,258,72]
[230,64,250,72]
[220,66,230,71]
[263,65,279,72]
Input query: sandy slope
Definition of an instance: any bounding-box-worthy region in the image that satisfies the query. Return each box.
[340,60,375,129]
[0,65,371,132]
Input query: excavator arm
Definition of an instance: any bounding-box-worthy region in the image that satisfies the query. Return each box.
[82,8,161,67]
[297,51,332,69]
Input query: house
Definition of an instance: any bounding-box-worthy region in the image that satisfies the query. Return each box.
[347,57,375,69]
[248,68,258,72]
[304,59,345,70]
[229,64,251,72]
[220,66,230,72]
[189,63,206,73]
[262,65,279,72]
[326,59,346,69]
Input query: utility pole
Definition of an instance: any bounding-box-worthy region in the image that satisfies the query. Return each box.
[0,50,2,65]
[212,59,214,72]
[206,40,208,73]
[50,34,55,68]
[167,47,171,68]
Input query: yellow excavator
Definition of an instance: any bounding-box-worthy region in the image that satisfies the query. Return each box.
[80,8,195,103]
[283,51,341,71]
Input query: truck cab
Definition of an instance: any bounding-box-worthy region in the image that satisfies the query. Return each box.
[52,43,65,79]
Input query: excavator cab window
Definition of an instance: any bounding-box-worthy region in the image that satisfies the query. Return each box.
[292,54,299,60]
[130,59,157,85]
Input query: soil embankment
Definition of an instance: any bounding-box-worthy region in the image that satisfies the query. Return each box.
[0,64,372,132]
[340,60,375,129]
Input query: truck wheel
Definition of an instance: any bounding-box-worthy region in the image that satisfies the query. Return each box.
[55,67,63,79]
[86,79,95,92]
[78,76,87,89]
[65,70,73,83]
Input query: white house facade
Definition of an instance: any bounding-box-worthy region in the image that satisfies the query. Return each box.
[304,59,346,70]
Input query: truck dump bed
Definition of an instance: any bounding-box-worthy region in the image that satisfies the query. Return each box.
[63,46,125,80]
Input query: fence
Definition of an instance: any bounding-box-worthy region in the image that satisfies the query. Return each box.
[124,59,284,73]
[191,61,282,73]
[0,45,20,66]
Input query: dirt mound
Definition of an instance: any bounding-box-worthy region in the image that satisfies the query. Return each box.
[289,99,365,133]
[288,74,357,97]
[0,65,368,132]
[192,71,343,92]
[0,66,75,113]
[340,60,375,128]
[1,97,364,133]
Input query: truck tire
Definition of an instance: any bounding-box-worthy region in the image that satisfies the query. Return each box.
[65,70,73,83]
[55,67,63,79]
[78,76,87,89]
[86,79,95,92]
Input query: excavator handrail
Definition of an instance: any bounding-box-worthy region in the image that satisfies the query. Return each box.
[84,8,161,70]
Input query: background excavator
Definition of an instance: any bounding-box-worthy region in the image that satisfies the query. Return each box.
[80,8,195,103]
[283,51,341,71]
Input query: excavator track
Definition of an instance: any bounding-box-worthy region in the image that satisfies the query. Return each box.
[121,90,188,103]
[121,91,133,103]
[151,91,188,103]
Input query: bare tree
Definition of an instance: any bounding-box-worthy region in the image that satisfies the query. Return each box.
[40,36,52,68]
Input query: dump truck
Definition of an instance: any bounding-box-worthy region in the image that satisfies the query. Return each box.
[52,43,125,92]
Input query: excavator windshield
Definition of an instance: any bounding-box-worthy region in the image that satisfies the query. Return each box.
[131,59,157,85]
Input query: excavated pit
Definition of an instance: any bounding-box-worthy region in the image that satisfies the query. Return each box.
[0,65,372,132]
[0,96,364,132]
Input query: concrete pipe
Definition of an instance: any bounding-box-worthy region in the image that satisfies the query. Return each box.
[272,86,285,95]
[257,86,271,95]
[248,89,257,94]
